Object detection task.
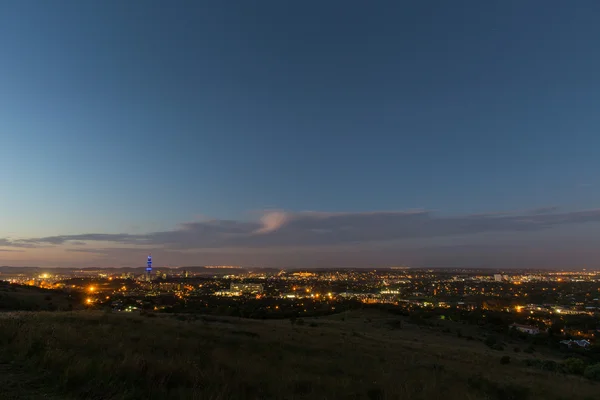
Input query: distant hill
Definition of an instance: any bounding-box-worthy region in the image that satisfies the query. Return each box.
[0,265,253,275]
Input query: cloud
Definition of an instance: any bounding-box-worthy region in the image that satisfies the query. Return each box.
[64,248,111,254]
[527,206,559,215]
[254,211,289,234]
[4,208,600,253]
[0,238,39,248]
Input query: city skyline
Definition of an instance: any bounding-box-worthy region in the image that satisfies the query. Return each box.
[2,1,600,267]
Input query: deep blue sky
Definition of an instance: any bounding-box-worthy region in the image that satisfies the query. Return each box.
[1,1,599,267]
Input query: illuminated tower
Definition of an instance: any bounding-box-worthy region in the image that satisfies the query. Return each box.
[146,254,152,281]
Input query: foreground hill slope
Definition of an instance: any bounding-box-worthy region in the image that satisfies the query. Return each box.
[0,281,79,311]
[0,309,597,400]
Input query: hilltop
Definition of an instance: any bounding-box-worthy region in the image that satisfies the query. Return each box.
[0,281,81,312]
[0,308,598,400]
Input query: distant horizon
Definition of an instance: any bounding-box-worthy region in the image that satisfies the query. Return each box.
[1,265,597,272]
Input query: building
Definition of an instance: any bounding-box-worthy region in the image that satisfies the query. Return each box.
[510,323,540,335]
[560,340,591,349]
[230,282,263,294]
[145,255,153,281]
[494,274,503,282]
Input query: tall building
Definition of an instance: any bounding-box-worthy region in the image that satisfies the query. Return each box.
[146,255,153,281]
[494,274,503,282]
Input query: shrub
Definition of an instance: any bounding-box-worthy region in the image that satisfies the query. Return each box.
[564,358,585,375]
[523,359,541,367]
[540,360,558,372]
[500,356,511,365]
[523,346,535,354]
[484,336,498,347]
[491,343,505,351]
[584,363,600,381]
[513,347,520,353]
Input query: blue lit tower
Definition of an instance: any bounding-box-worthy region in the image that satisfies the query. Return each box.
[146,254,152,280]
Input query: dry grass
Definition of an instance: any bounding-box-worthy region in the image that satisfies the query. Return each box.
[0,309,597,399]
[0,282,77,311]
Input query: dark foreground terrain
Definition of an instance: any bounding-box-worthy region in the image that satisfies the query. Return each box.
[0,309,598,400]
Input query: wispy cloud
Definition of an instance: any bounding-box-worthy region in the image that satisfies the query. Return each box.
[0,238,39,248]
[254,211,289,234]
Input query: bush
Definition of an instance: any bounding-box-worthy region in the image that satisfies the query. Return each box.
[522,358,561,373]
[564,358,585,375]
[513,347,520,353]
[500,356,511,365]
[523,345,535,354]
[584,363,600,381]
[540,360,558,372]
[523,359,541,367]
[491,343,505,351]
[484,336,498,347]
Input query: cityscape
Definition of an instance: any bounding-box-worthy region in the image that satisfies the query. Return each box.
[3,259,600,344]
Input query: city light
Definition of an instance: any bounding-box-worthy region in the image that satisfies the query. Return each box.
[3,262,599,329]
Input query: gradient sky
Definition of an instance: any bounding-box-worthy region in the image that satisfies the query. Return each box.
[1,1,600,268]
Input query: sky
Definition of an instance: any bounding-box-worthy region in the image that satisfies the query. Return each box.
[1,1,600,268]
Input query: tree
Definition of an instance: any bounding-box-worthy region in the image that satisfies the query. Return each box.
[564,358,585,375]
[584,363,600,381]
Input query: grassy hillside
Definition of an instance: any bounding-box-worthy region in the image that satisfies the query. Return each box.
[0,309,597,400]
[0,281,80,311]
